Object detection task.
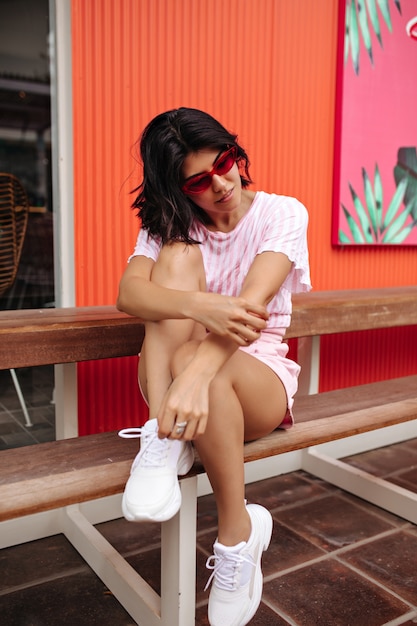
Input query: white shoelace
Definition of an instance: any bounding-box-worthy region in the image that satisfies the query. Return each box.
[204,549,255,592]
[119,426,168,469]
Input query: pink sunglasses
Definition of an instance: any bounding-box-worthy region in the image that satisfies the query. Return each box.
[181,146,238,195]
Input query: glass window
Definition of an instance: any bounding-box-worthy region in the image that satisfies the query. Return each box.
[0,0,55,448]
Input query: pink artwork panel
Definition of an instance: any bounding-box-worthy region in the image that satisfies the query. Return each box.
[333,0,417,245]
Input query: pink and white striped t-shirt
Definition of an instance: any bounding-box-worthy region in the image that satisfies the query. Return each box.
[130,192,311,330]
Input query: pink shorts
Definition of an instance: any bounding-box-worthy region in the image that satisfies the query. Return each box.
[239,328,299,429]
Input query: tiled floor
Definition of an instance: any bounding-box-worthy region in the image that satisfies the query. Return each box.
[1,367,417,625]
[0,366,55,450]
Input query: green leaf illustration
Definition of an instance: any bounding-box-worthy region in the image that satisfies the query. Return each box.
[339,230,352,243]
[382,198,413,242]
[345,0,401,74]
[377,0,392,31]
[382,177,408,230]
[350,0,360,74]
[366,0,382,46]
[385,222,415,244]
[340,159,417,245]
[349,183,374,242]
[357,0,373,64]
[342,204,366,242]
[374,163,383,229]
[362,167,377,235]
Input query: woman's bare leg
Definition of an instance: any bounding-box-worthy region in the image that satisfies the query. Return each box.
[171,343,288,545]
[138,243,206,416]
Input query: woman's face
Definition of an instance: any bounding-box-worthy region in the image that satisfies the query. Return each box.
[182,148,242,220]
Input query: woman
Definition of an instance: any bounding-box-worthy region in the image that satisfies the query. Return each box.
[117,107,311,626]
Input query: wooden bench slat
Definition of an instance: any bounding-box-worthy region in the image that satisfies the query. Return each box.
[293,375,417,422]
[1,376,416,521]
[0,324,144,369]
[2,377,414,484]
[1,286,416,369]
[0,430,137,483]
[0,467,129,521]
[0,306,144,369]
[289,285,417,338]
[243,399,417,462]
[0,431,137,521]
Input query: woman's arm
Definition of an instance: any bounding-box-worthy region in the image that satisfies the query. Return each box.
[180,251,293,375]
[192,250,292,359]
[117,255,269,345]
[240,251,292,305]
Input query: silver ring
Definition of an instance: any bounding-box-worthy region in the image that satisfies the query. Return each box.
[175,421,187,435]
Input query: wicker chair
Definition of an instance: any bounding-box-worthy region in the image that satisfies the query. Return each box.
[0,173,33,427]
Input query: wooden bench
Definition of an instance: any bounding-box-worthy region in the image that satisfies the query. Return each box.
[1,286,417,626]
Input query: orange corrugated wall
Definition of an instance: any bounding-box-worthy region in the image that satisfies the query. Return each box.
[71,0,416,434]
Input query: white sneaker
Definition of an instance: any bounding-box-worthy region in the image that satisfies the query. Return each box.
[119,419,194,522]
[205,503,273,626]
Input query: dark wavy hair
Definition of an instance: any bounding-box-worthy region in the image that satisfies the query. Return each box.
[131,107,253,244]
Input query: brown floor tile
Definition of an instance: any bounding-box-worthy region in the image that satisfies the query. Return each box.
[96,516,161,555]
[126,546,161,595]
[388,468,417,494]
[195,472,330,534]
[16,414,55,444]
[343,443,417,477]
[195,603,210,626]
[0,534,87,592]
[197,492,218,532]
[403,522,417,536]
[244,472,328,510]
[398,437,417,453]
[197,527,218,557]
[342,529,417,605]
[266,520,325,574]
[249,602,292,625]
[298,469,341,490]
[196,521,322,587]
[340,492,411,528]
[0,429,35,449]
[15,404,55,426]
[196,546,211,603]
[263,558,410,626]
[126,544,211,607]
[0,570,136,626]
[276,494,395,551]
[0,414,23,436]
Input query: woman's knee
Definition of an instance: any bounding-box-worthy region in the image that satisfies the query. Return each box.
[152,242,205,289]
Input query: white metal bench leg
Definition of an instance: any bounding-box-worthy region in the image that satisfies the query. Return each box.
[60,474,198,626]
[61,504,162,625]
[10,368,33,427]
[297,335,320,396]
[302,446,417,524]
[161,475,198,626]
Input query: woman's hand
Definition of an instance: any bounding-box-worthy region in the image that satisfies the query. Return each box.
[190,292,269,346]
[156,369,211,440]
